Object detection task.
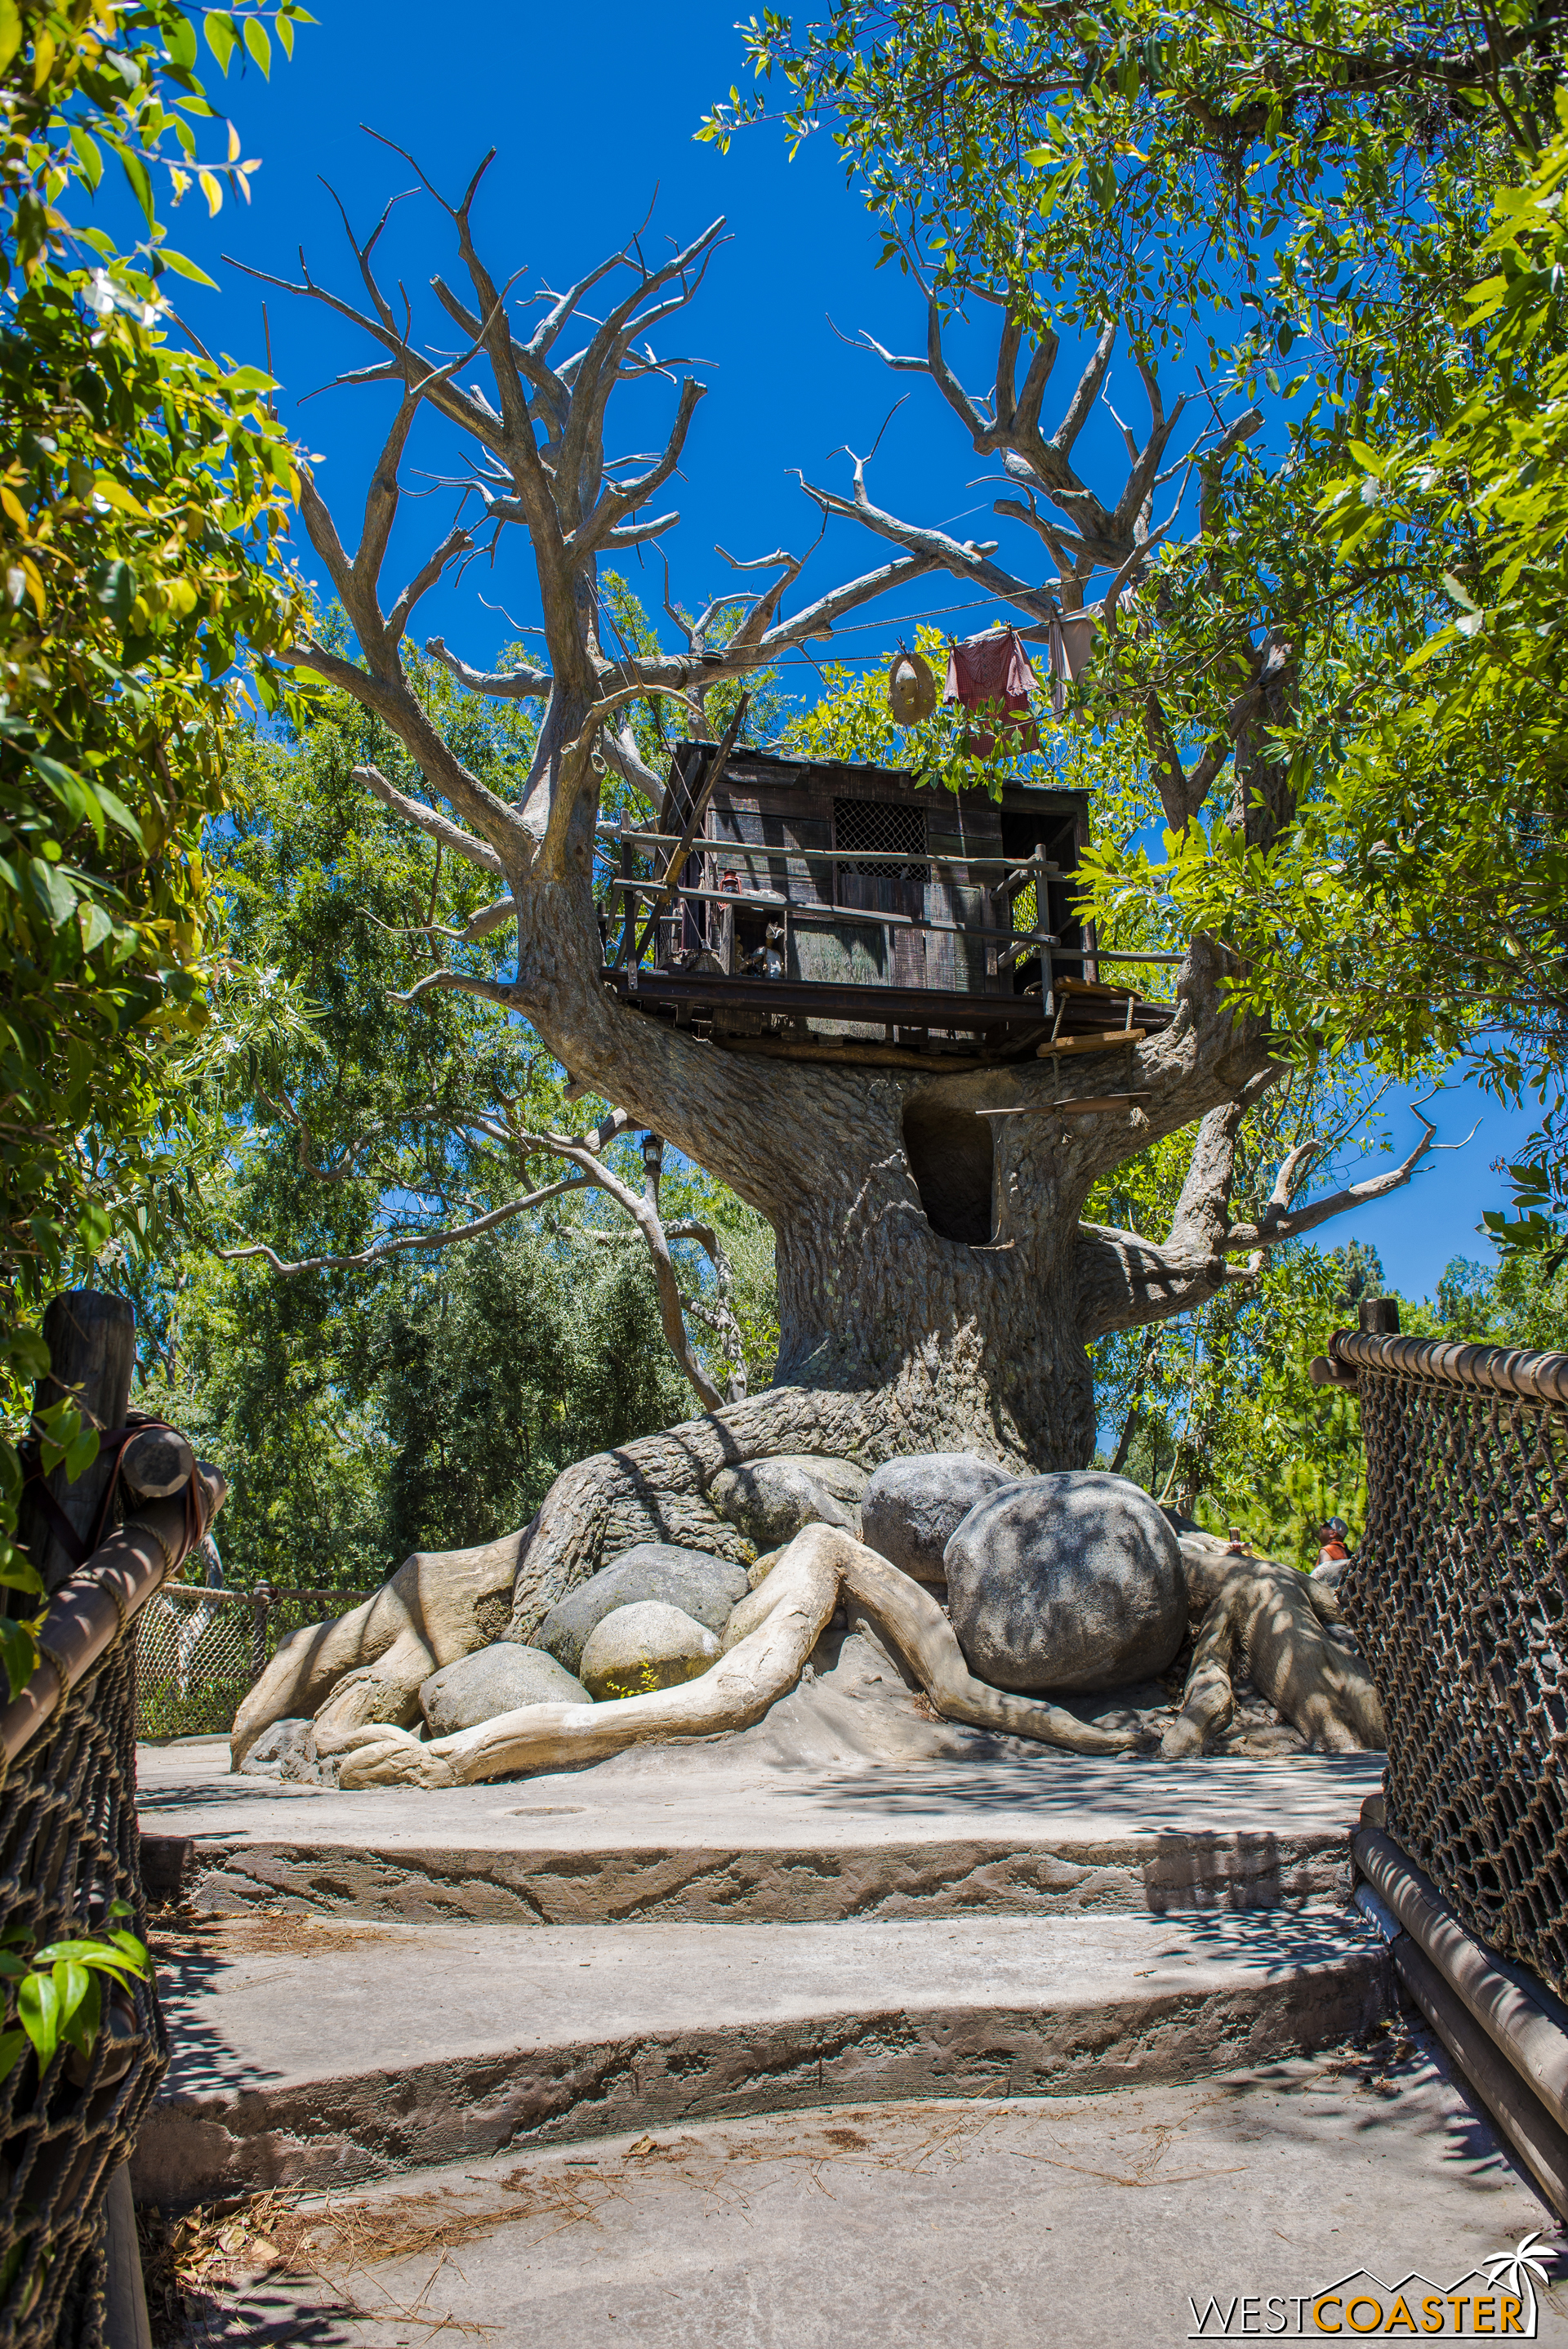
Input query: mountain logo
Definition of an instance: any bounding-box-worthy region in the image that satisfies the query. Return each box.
[1186,2231,1556,2338]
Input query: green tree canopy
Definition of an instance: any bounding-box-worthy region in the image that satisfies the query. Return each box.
[0,0,307,1683]
[122,648,780,1585]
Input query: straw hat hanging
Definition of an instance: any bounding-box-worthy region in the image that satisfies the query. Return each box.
[887,646,937,724]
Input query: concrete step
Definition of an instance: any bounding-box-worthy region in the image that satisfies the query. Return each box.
[159,2053,1568,2349]
[136,1736,1382,1926]
[135,1903,1392,2204]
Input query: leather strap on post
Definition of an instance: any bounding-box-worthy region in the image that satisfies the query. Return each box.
[18,1412,202,1581]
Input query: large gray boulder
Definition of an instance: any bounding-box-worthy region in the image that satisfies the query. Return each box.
[579,1601,719,1701]
[860,1453,1017,1584]
[944,1472,1186,1693]
[419,1642,587,1736]
[706,1455,864,1548]
[537,1543,750,1678]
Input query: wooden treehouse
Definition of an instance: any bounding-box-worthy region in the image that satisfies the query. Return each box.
[603,739,1175,1076]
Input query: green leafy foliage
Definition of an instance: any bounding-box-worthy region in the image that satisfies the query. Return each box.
[702,0,1526,349]
[1108,1225,1568,1567]
[0,1897,148,2083]
[1191,118,1568,1262]
[136,1224,704,1588]
[0,0,308,1689]
[710,0,1568,1283]
[1088,1073,1376,1560]
[0,0,313,277]
[376,1233,694,1566]
[778,622,1095,796]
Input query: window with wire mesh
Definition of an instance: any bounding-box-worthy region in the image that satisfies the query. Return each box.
[832,798,929,885]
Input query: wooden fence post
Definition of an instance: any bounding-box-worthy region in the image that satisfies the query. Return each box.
[251,1585,273,1681]
[16,1289,136,1593]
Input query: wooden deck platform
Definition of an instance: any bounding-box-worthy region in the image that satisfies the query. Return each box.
[604,966,1174,1063]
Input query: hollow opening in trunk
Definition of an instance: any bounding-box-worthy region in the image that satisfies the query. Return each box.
[902,1095,995,1245]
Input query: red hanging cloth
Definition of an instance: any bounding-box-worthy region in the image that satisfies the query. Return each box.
[943,626,1040,755]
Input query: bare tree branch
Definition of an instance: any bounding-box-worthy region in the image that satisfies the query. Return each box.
[421,638,555,701]
[217,1174,592,1275]
[1076,1092,1464,1342]
[354,764,506,878]
[535,1132,723,1411]
[597,723,664,808]
[217,1106,641,1279]
[667,1215,749,1403]
[1225,1108,1470,1251]
[390,966,520,1010]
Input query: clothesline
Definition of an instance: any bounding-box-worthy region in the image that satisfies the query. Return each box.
[637,597,1039,670]
[675,607,1083,677]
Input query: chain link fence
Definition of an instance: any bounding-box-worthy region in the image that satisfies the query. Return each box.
[1336,1327,1568,2004]
[133,1585,380,1741]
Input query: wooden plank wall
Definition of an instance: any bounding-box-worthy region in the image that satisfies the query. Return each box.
[659,744,1089,1034]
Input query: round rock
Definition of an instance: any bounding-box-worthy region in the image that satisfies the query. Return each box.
[944,1471,1186,1693]
[537,1544,750,1678]
[419,1642,587,1736]
[578,1601,720,1701]
[706,1456,863,1548]
[860,1452,1018,1584]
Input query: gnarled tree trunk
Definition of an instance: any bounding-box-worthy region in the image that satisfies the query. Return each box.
[486,861,1245,1634]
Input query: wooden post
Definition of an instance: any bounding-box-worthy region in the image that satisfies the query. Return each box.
[17,1290,136,1594]
[616,815,638,972]
[105,2163,153,2349]
[1033,844,1053,1017]
[119,1426,196,1500]
[1360,1297,1401,1336]
[251,1585,273,1681]
[633,693,748,965]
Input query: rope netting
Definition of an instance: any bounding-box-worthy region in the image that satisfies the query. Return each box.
[1338,1331,1568,2003]
[133,1589,252,1741]
[134,1585,379,1740]
[0,1641,164,2347]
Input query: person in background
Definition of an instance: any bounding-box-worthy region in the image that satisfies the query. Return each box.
[1316,1518,1350,1568]
[1223,1526,1250,1556]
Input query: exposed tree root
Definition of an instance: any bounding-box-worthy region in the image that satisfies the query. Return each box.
[235,1388,1000,1767]
[231,1533,521,1767]
[1162,1539,1385,1757]
[836,1538,1146,1754]
[317,1527,1142,1788]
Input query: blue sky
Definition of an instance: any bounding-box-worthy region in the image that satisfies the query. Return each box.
[148,0,1532,1302]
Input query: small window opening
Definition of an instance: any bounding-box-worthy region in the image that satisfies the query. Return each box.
[832,798,930,887]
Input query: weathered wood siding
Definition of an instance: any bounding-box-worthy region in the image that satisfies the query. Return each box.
[656,742,1089,1036]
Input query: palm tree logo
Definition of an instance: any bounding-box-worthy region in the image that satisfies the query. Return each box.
[1481,2232,1553,2329]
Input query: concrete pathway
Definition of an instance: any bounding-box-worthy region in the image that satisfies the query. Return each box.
[171,2038,1568,2348]
[135,1714,1393,2213]
[136,1734,1382,1923]
[134,1904,1389,2202]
